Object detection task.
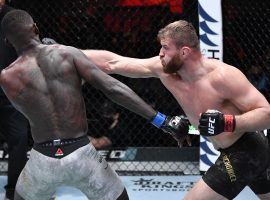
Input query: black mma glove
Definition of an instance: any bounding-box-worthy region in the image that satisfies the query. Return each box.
[151,112,190,140]
[199,110,235,136]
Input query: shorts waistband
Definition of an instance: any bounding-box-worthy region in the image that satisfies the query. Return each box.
[34,135,88,148]
[33,135,90,159]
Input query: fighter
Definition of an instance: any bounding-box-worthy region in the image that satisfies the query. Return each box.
[0,10,189,200]
[82,20,270,199]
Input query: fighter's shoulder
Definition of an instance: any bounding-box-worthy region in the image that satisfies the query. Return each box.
[41,44,81,58]
[208,59,247,93]
[209,59,243,80]
[0,60,18,85]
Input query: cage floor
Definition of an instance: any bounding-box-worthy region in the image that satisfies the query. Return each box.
[0,175,258,200]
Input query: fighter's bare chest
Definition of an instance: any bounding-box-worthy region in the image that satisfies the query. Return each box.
[160,76,223,120]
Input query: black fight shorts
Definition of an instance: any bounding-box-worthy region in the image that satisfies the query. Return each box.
[202,132,270,199]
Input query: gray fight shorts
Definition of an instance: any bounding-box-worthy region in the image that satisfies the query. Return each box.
[15,142,125,200]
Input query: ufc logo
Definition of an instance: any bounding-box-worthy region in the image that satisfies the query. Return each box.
[208,117,215,134]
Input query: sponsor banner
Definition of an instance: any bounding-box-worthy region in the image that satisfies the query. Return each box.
[120,176,261,200]
[0,175,259,199]
[121,175,200,199]
[198,0,222,171]
[98,147,199,162]
[198,0,223,60]
[0,146,199,162]
[99,148,137,161]
[199,136,220,171]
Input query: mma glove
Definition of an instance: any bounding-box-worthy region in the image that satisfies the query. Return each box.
[199,110,235,136]
[151,112,190,140]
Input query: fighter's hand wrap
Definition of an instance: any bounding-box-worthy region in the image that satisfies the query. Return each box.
[199,110,235,136]
[151,112,190,140]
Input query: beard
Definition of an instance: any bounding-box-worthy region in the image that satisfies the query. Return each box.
[161,55,183,74]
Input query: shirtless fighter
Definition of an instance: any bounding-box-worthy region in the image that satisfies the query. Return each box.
[82,20,270,199]
[0,10,188,200]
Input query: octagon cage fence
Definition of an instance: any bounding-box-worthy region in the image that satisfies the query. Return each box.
[0,0,269,176]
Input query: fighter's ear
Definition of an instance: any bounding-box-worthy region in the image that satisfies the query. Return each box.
[33,23,39,35]
[181,46,192,57]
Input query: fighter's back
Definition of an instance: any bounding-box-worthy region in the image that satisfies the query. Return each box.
[0,44,88,142]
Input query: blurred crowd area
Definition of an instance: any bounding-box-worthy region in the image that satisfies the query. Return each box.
[5,0,269,149]
[223,0,270,101]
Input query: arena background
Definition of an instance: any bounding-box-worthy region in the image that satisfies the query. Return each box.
[0,0,269,177]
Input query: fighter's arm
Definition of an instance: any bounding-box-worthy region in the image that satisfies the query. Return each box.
[42,40,162,78]
[71,47,190,138]
[199,66,270,136]
[225,67,270,132]
[72,48,156,120]
[82,50,162,78]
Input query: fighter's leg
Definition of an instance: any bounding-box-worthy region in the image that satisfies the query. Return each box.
[248,136,270,200]
[71,143,127,200]
[183,178,227,200]
[249,167,270,200]
[15,149,57,200]
[15,167,56,200]
[193,132,269,200]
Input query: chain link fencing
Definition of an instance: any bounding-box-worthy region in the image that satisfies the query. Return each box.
[223,0,270,101]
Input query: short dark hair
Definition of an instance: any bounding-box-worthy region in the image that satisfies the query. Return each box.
[157,20,200,50]
[1,9,34,38]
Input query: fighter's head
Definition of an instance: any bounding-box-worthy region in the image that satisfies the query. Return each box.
[157,20,199,74]
[1,9,39,48]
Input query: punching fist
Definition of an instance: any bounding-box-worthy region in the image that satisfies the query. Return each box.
[151,112,191,146]
[199,110,235,136]
[161,115,190,136]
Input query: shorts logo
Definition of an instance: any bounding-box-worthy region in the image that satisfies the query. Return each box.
[208,117,215,134]
[55,148,64,156]
[223,154,237,182]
